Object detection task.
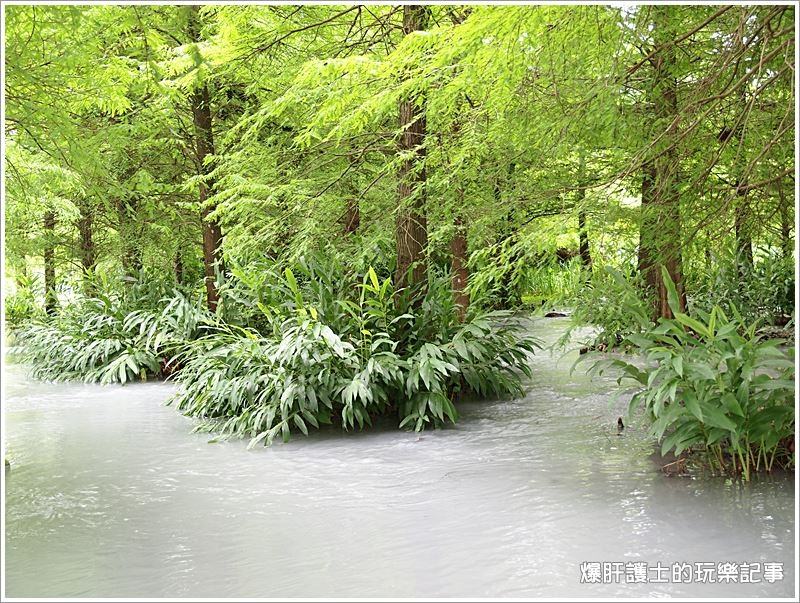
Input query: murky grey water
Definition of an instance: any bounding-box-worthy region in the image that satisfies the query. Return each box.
[3,318,795,598]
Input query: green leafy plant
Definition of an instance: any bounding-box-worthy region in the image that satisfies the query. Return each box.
[3,273,43,329]
[591,267,795,480]
[560,265,653,350]
[170,255,539,445]
[9,275,210,384]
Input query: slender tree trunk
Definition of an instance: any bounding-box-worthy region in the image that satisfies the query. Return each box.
[43,210,57,315]
[640,6,686,319]
[578,211,591,268]
[734,193,753,277]
[778,183,792,259]
[495,162,519,309]
[174,251,184,285]
[576,152,592,268]
[342,152,360,235]
[451,213,469,322]
[77,198,95,292]
[343,197,360,234]
[188,5,223,311]
[394,5,429,294]
[733,88,754,278]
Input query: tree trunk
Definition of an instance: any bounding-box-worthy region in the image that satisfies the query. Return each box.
[733,87,754,278]
[778,182,792,259]
[451,214,469,322]
[494,162,519,309]
[188,5,223,312]
[394,5,429,294]
[578,210,592,268]
[640,6,686,319]
[174,251,184,285]
[576,152,591,268]
[77,198,95,292]
[734,192,753,277]
[43,210,57,315]
[343,196,360,234]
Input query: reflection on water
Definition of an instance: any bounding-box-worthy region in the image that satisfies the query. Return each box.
[3,318,795,597]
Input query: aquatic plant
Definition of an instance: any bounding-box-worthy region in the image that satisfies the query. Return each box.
[591,268,795,480]
[10,284,210,384]
[170,258,539,445]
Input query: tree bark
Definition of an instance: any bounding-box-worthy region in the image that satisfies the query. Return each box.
[494,162,520,309]
[778,182,792,259]
[394,5,429,294]
[576,152,592,268]
[639,6,686,319]
[174,251,184,285]
[43,210,57,315]
[734,192,753,277]
[343,196,360,234]
[733,87,754,277]
[578,210,592,268]
[77,198,95,292]
[188,5,223,311]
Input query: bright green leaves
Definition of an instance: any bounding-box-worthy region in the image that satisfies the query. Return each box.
[165,253,538,445]
[602,281,795,479]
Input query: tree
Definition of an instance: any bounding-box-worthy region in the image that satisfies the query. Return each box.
[186,5,224,311]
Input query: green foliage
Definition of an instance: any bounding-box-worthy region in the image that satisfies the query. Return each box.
[691,248,795,327]
[3,274,44,328]
[591,269,795,480]
[9,274,209,384]
[170,254,539,445]
[560,266,653,350]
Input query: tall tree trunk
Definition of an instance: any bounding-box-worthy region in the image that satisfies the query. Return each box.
[394,5,429,294]
[43,210,57,315]
[494,162,519,309]
[451,213,469,322]
[343,197,360,234]
[576,152,592,268]
[777,182,792,259]
[342,152,360,235]
[733,87,754,278]
[174,251,184,285]
[578,211,591,268]
[640,6,686,319]
[77,198,95,292]
[187,5,223,311]
[734,192,753,277]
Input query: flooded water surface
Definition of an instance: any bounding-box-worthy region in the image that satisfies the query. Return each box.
[3,318,795,598]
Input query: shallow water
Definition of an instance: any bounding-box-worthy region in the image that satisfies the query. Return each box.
[3,318,795,598]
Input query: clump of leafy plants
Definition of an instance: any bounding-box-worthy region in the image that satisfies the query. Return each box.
[691,247,795,328]
[170,255,539,445]
[3,274,43,330]
[591,268,795,480]
[10,274,209,384]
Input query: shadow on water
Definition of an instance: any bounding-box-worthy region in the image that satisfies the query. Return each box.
[3,317,795,598]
